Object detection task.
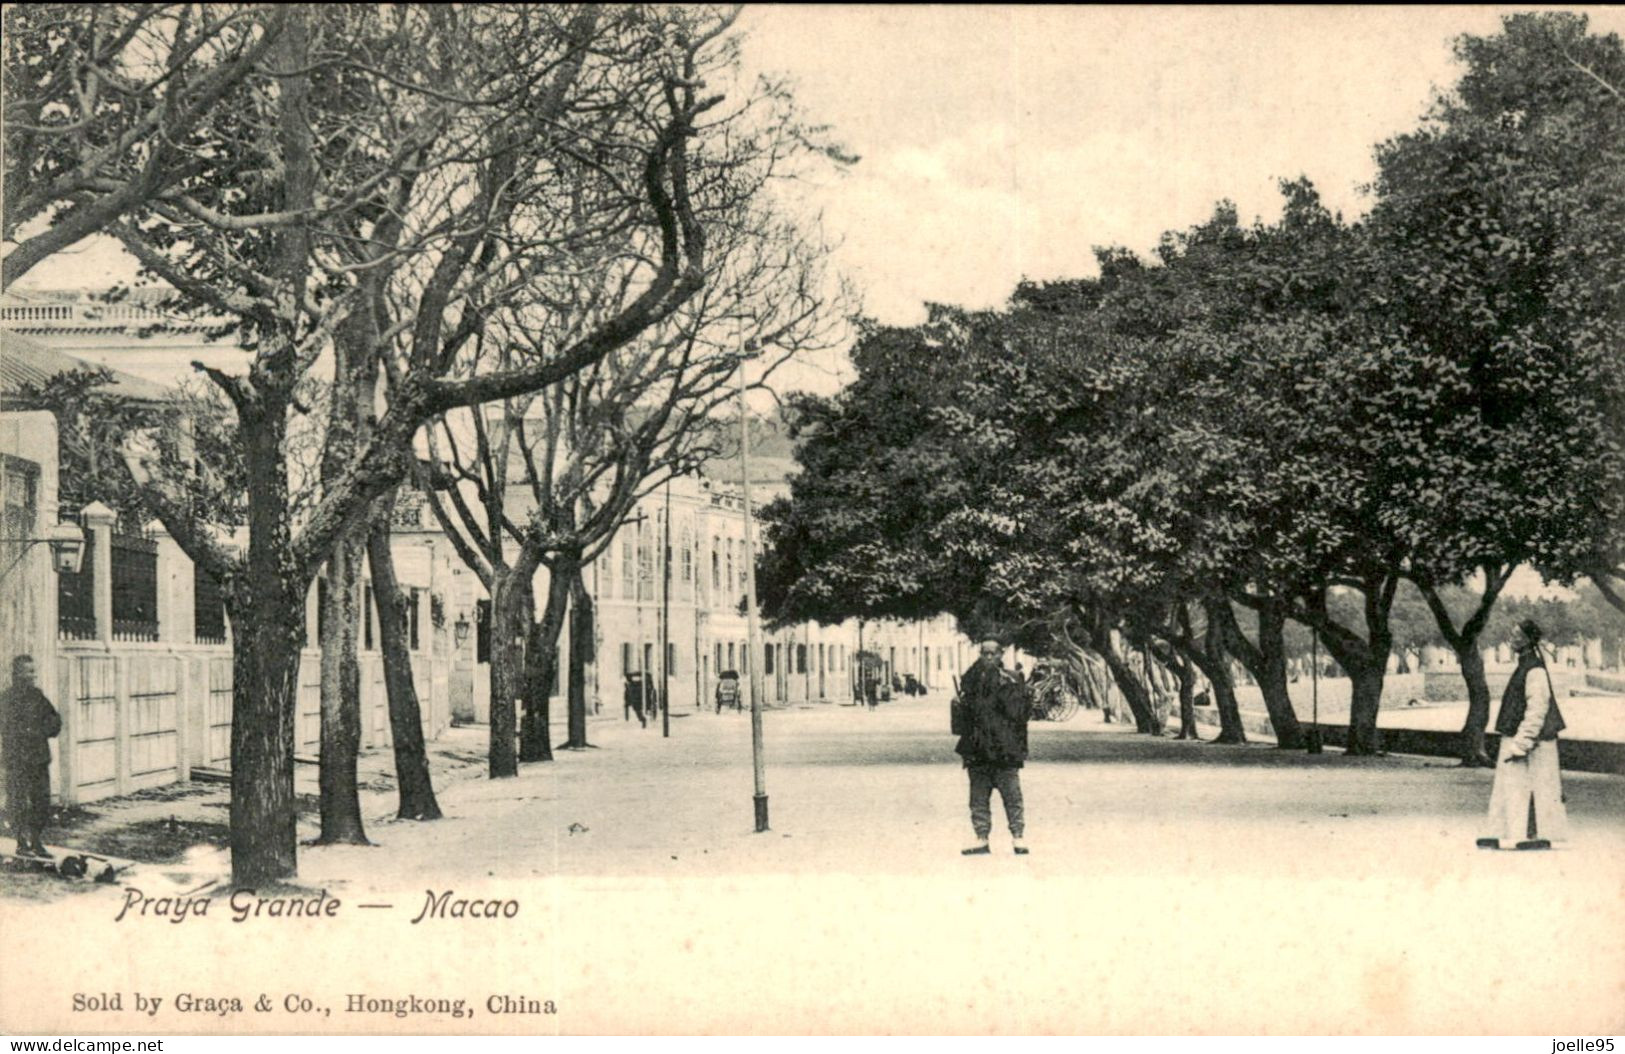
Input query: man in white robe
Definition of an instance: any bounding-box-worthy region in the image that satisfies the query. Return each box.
[1480,620,1569,850]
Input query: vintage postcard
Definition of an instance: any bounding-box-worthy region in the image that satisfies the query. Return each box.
[2,5,1622,1037]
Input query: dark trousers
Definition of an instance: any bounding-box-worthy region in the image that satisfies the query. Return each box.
[6,762,50,848]
[967,764,1024,838]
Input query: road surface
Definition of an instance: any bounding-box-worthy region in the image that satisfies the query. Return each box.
[4,694,1621,1035]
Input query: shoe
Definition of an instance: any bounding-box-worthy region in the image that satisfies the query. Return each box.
[1013,842,1029,855]
[1475,838,1501,850]
[1513,839,1552,851]
[961,843,990,856]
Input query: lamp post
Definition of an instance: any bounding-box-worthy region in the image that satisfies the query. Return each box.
[625,510,651,726]
[738,353,769,833]
[661,479,673,739]
[1307,635,1324,754]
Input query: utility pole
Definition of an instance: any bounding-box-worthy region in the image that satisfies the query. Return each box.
[738,354,769,832]
[626,510,650,727]
[661,479,672,738]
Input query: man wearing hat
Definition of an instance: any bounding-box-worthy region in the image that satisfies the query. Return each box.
[1479,619,1569,850]
[953,639,1031,855]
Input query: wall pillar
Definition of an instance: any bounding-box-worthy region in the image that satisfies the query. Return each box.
[81,501,116,649]
[147,519,190,646]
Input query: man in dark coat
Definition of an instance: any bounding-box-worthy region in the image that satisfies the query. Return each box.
[953,639,1031,856]
[4,655,61,858]
[624,672,649,728]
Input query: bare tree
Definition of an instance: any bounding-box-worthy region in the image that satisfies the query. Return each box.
[2,4,288,289]
[420,185,846,766]
[365,488,443,821]
[69,5,739,884]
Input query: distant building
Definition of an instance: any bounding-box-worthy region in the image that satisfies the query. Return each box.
[2,288,973,805]
[570,470,964,718]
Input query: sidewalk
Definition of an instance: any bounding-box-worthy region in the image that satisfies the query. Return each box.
[5,697,1621,1033]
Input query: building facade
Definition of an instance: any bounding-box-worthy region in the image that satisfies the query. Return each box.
[579,473,966,716]
[1,291,465,803]
[3,288,972,792]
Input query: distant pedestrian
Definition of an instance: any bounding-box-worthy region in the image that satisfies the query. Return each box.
[953,639,1031,856]
[623,673,648,728]
[1479,620,1569,850]
[4,655,61,858]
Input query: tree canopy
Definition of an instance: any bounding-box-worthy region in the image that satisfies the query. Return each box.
[757,12,1625,755]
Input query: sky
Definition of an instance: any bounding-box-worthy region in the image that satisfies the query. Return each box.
[736,6,1625,347]
[13,5,1624,400]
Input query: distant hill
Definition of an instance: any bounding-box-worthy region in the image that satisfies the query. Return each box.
[699,409,799,497]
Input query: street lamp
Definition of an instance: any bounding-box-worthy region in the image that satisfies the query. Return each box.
[625,509,653,726]
[454,613,471,647]
[737,347,769,833]
[0,521,86,579]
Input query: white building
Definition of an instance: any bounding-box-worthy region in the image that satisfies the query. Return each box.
[573,472,966,717]
[3,288,971,800]
[1,293,462,803]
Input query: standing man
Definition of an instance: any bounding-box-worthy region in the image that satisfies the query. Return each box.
[4,655,61,858]
[1479,620,1568,850]
[953,639,1031,856]
[624,672,648,728]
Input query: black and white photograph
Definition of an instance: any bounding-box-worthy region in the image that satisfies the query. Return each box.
[1,4,1622,1038]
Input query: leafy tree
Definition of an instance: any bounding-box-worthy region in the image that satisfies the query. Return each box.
[1370,12,1625,761]
[1573,580,1625,668]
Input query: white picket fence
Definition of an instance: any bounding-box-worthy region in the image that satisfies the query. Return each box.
[52,643,451,804]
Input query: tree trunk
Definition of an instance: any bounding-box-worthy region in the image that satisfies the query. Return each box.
[1300,578,1397,757]
[1147,638,1196,740]
[1253,604,1306,748]
[1414,573,1507,769]
[1344,659,1386,755]
[521,562,571,762]
[1193,604,1246,744]
[312,180,382,845]
[1455,645,1494,768]
[1209,666,1246,744]
[227,581,305,885]
[1098,637,1161,734]
[1076,653,1117,722]
[488,565,533,778]
[313,528,370,846]
[1217,599,1303,748]
[565,565,595,749]
[366,508,443,820]
[1171,652,1198,740]
[219,5,320,885]
[522,615,556,762]
[216,313,320,882]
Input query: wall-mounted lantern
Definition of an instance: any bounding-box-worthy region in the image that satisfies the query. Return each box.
[454,613,471,647]
[0,521,86,579]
